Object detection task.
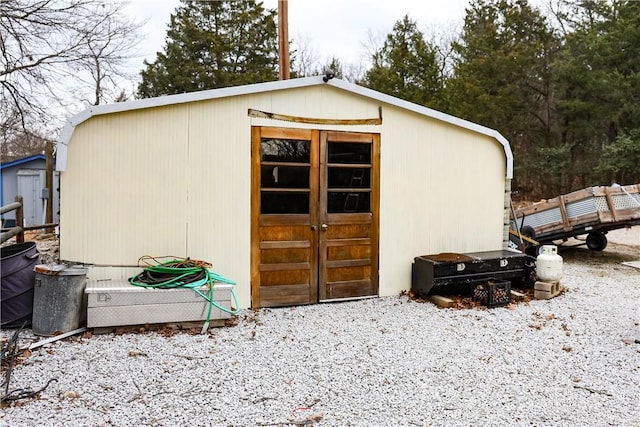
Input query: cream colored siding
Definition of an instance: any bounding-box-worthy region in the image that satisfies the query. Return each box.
[250,86,383,131]
[377,106,506,297]
[186,98,252,308]
[59,80,510,309]
[61,106,189,265]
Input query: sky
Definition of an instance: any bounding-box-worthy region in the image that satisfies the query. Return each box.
[123,0,472,76]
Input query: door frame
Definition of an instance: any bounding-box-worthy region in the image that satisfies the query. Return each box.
[251,126,380,308]
[318,130,380,301]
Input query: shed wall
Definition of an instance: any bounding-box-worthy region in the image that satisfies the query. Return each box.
[376,106,506,297]
[61,106,190,264]
[61,84,508,308]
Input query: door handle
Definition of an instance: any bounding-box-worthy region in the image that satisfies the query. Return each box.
[321,223,329,231]
[310,225,317,231]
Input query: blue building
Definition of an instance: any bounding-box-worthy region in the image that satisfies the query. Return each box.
[1,154,60,227]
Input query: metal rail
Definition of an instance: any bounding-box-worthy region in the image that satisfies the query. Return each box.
[0,196,58,244]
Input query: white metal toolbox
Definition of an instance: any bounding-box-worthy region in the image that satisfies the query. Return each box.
[85,276,233,328]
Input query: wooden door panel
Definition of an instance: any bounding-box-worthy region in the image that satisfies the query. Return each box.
[254,221,316,306]
[327,266,371,281]
[325,130,374,143]
[261,247,309,264]
[326,259,371,269]
[326,222,372,237]
[329,245,371,260]
[319,132,379,302]
[251,127,318,308]
[259,224,313,243]
[324,278,373,300]
[259,284,312,307]
[252,127,378,307]
[260,270,309,285]
[259,224,313,266]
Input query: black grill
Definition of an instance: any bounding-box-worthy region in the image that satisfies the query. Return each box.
[411,250,535,297]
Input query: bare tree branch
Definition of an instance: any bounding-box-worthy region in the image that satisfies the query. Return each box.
[0,0,143,157]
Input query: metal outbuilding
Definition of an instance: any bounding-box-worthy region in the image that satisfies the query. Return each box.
[1,154,60,227]
[56,76,514,309]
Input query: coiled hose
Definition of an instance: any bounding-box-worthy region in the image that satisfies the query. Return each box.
[129,256,239,330]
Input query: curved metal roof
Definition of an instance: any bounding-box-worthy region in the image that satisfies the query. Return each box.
[56,76,513,178]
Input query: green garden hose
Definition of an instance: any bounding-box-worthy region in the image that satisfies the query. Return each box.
[129,257,240,329]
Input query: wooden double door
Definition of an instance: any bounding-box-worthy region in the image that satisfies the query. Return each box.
[251,127,380,307]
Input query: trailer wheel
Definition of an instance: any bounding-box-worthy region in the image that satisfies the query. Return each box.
[521,226,536,239]
[586,232,607,251]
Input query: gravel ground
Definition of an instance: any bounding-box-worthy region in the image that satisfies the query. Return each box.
[606,226,640,247]
[1,242,639,427]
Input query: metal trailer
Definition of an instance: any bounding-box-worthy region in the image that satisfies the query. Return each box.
[511,184,640,251]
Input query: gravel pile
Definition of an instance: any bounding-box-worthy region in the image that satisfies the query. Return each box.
[2,246,639,427]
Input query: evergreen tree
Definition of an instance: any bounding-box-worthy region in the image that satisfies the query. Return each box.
[598,130,640,185]
[361,16,443,108]
[138,0,278,97]
[444,0,559,197]
[553,0,640,187]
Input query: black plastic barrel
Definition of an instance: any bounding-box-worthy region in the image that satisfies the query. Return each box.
[1,242,41,327]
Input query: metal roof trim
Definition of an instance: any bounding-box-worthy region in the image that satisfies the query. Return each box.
[326,79,513,178]
[56,76,513,178]
[1,154,46,170]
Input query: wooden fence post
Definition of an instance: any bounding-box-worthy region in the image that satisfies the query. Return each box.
[15,195,24,243]
[45,141,54,233]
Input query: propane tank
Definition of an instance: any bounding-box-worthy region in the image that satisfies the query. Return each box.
[536,245,563,282]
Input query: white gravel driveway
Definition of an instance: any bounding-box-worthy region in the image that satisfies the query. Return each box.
[1,241,639,427]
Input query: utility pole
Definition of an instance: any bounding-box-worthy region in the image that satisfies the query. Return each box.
[278,0,290,80]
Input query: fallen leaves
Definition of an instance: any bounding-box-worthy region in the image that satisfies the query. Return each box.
[406,287,534,310]
[60,390,79,400]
